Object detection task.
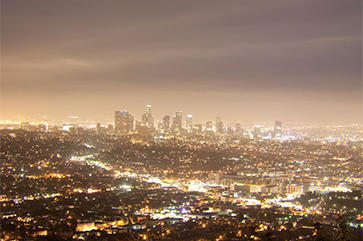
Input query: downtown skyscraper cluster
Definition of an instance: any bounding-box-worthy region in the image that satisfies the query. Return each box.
[114,105,283,139]
[114,106,186,135]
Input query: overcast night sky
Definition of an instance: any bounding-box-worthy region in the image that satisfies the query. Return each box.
[1,0,362,124]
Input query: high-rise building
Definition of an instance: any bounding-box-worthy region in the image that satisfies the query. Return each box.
[194,124,203,135]
[227,127,234,136]
[142,105,154,129]
[115,110,134,134]
[216,117,223,133]
[96,122,102,133]
[172,111,182,133]
[163,115,170,132]
[186,115,193,133]
[135,121,148,135]
[235,122,242,136]
[128,114,134,132]
[206,121,213,131]
[157,120,164,132]
[253,125,261,139]
[106,124,114,134]
[274,120,282,138]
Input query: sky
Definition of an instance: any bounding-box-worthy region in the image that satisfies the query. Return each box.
[1,0,362,125]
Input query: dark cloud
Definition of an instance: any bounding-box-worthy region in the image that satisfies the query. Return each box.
[1,0,361,124]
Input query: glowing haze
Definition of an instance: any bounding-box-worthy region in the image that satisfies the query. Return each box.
[1,0,362,124]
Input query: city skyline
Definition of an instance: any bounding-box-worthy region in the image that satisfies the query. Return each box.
[1,0,362,125]
[1,2,362,239]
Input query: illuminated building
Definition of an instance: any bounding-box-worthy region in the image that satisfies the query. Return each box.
[274,120,282,138]
[253,125,261,139]
[221,174,245,187]
[96,122,102,133]
[172,111,182,133]
[106,124,113,134]
[163,115,170,132]
[235,122,242,136]
[21,122,33,131]
[216,117,223,133]
[156,115,171,134]
[206,121,213,131]
[261,185,279,194]
[135,121,148,135]
[227,127,234,136]
[231,183,263,193]
[302,182,315,193]
[76,222,96,232]
[142,105,154,129]
[194,124,202,135]
[37,124,47,132]
[208,173,222,185]
[62,124,74,132]
[287,183,303,194]
[157,120,164,133]
[115,110,134,134]
[186,115,193,133]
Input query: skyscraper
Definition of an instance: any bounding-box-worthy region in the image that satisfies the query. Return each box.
[235,122,242,136]
[216,116,223,133]
[163,115,170,133]
[96,122,102,133]
[128,114,134,132]
[194,124,203,135]
[186,115,193,133]
[172,111,182,133]
[274,120,282,138]
[157,120,164,132]
[142,105,154,129]
[253,125,261,139]
[206,121,213,131]
[115,110,133,134]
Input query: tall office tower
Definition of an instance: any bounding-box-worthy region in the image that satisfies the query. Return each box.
[115,110,133,134]
[194,124,203,135]
[128,114,134,132]
[216,116,223,133]
[206,121,213,131]
[146,105,152,115]
[142,105,154,129]
[172,111,182,133]
[96,122,102,133]
[186,115,193,133]
[253,125,261,139]
[106,124,114,134]
[163,115,170,132]
[274,120,282,138]
[157,120,164,132]
[227,127,234,136]
[235,122,242,136]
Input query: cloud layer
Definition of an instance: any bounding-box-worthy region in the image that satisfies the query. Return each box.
[1,0,362,124]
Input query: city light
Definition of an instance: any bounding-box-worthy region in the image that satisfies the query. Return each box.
[1,1,361,240]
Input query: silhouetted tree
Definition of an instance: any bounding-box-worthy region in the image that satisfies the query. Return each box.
[336,216,356,241]
[313,222,329,241]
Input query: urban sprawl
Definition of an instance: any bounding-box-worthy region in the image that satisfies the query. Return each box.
[1,105,362,240]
